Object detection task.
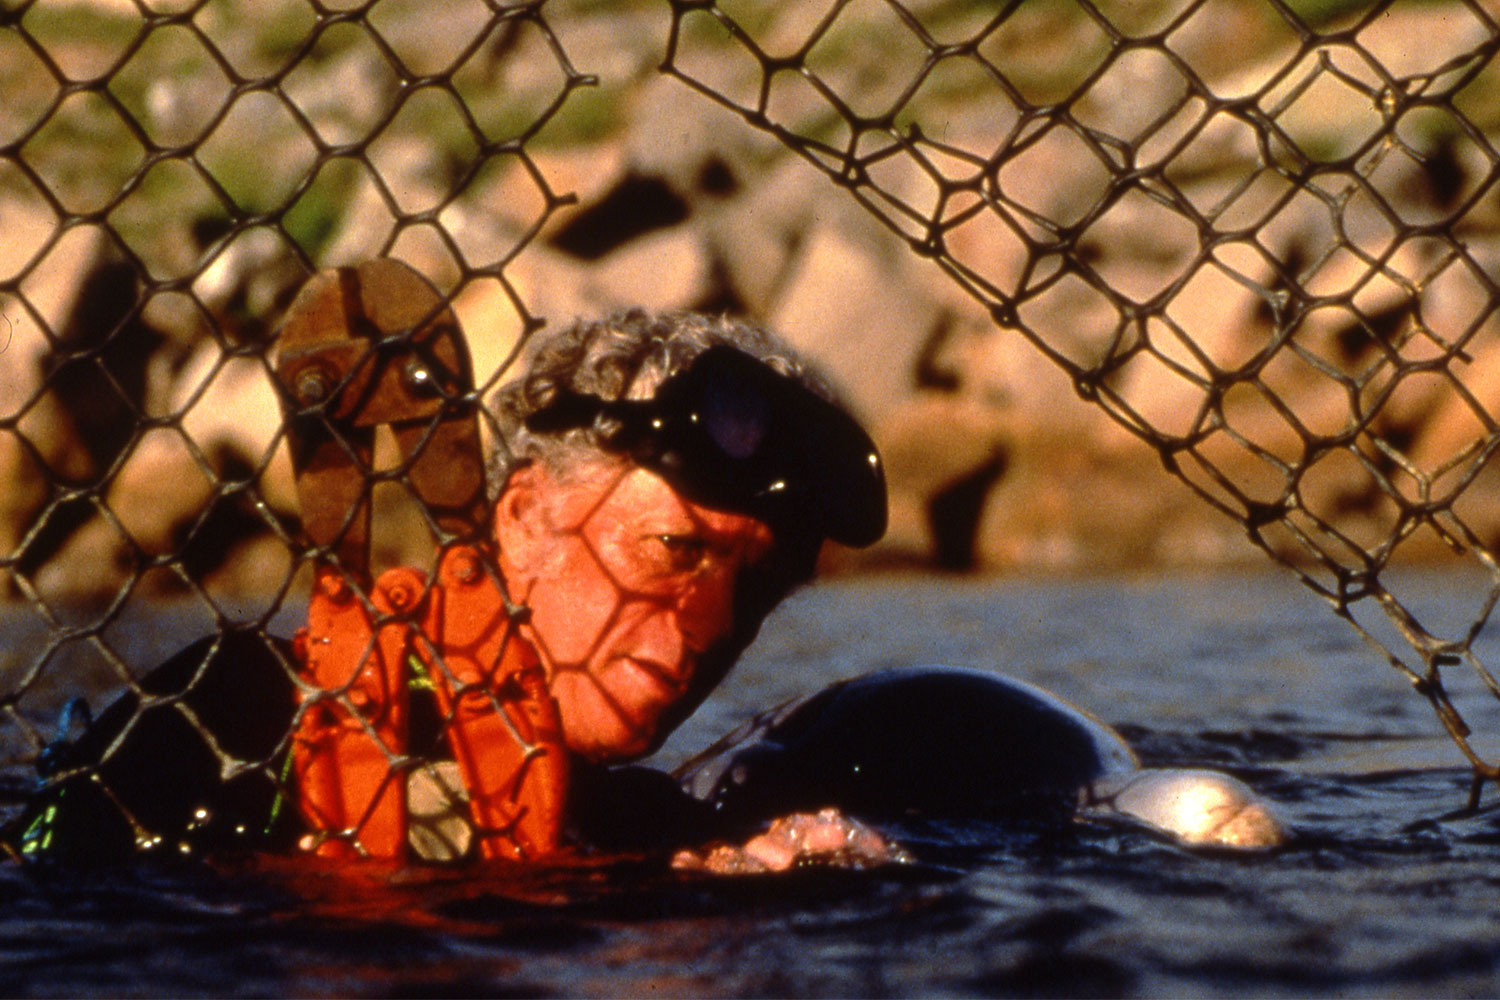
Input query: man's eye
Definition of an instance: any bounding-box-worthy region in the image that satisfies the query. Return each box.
[653,534,708,571]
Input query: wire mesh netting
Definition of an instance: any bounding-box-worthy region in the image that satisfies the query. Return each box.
[663,0,1500,799]
[0,0,596,858]
[3,0,1500,861]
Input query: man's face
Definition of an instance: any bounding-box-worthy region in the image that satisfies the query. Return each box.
[494,459,776,762]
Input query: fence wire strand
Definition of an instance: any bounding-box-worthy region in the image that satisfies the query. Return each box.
[2,0,1500,856]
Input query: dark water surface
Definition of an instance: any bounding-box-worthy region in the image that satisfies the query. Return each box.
[6,568,1500,998]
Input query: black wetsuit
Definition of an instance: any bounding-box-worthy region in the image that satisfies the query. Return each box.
[4,636,1133,864]
[6,632,304,863]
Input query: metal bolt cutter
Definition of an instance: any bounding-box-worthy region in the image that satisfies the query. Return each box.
[273,259,567,863]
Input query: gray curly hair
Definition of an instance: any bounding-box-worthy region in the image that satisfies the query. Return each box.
[485,308,839,493]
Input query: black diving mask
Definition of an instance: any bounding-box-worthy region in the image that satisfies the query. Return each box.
[523,346,887,547]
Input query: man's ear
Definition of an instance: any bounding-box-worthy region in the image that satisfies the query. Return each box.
[493,462,552,581]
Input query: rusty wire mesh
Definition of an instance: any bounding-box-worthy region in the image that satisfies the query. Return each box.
[4,0,1500,858]
[663,0,1500,801]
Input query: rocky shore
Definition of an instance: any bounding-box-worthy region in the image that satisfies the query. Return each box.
[2,0,1498,605]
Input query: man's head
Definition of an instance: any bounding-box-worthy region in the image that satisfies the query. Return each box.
[486,310,884,762]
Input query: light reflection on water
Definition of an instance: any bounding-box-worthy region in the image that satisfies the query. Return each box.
[5,567,1500,998]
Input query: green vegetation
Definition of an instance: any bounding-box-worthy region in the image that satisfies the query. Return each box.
[1281,0,1382,26]
[1,0,591,279]
[1,0,1492,290]
[281,157,362,259]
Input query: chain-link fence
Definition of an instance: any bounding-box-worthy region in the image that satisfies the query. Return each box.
[3,0,1500,858]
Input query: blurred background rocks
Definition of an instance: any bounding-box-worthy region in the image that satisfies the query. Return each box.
[2,0,1498,605]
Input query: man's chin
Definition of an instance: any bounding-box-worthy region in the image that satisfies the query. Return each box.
[566,724,656,763]
[556,690,664,762]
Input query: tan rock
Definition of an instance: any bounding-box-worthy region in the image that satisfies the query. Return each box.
[1411,330,1500,493]
[625,75,769,193]
[0,431,48,597]
[453,274,530,395]
[878,393,1012,495]
[525,144,629,242]
[0,227,111,594]
[873,392,1012,566]
[0,195,56,287]
[106,427,216,556]
[30,516,130,606]
[768,223,942,421]
[588,226,711,314]
[202,533,302,608]
[700,155,820,315]
[172,343,296,517]
[1353,4,1496,83]
[972,406,1243,572]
